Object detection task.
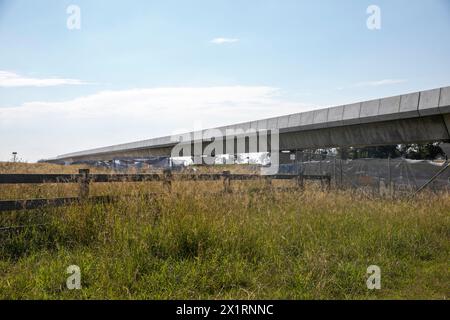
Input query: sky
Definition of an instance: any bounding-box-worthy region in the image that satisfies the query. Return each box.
[0,0,449,162]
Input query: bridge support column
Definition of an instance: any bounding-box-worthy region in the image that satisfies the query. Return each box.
[443,114,450,138]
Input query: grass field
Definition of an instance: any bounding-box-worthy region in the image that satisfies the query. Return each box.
[0,163,448,299]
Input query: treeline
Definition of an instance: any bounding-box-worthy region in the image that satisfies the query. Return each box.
[335,143,446,160]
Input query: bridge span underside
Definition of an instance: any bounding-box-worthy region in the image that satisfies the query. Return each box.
[62,146,175,163]
[51,86,450,163]
[280,113,450,150]
[58,113,450,163]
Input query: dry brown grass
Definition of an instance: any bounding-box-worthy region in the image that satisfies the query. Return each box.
[0,162,109,174]
[0,162,259,175]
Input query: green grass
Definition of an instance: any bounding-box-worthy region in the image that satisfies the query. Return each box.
[0,182,449,299]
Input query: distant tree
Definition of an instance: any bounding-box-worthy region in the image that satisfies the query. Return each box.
[366,146,401,159]
[318,143,444,160]
[399,143,444,160]
[338,146,399,159]
[336,147,350,160]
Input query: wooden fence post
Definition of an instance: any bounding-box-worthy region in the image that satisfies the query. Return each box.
[163,169,172,193]
[388,155,392,197]
[222,171,231,193]
[333,157,337,189]
[319,176,331,191]
[78,169,90,201]
[296,172,304,190]
[265,176,272,189]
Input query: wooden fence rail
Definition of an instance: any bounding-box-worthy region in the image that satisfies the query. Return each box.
[0,172,329,184]
[0,169,331,212]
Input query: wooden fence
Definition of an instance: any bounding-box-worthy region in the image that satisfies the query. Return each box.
[0,169,331,212]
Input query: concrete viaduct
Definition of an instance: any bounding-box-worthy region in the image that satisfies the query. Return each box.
[51,86,450,163]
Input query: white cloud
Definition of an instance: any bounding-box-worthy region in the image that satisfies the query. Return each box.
[0,86,312,161]
[354,79,407,87]
[338,79,407,90]
[0,70,90,87]
[210,37,239,44]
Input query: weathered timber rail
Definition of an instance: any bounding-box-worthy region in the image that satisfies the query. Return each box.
[0,173,329,184]
[0,196,115,212]
[0,169,331,212]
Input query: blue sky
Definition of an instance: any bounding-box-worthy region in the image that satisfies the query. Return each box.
[0,0,449,161]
